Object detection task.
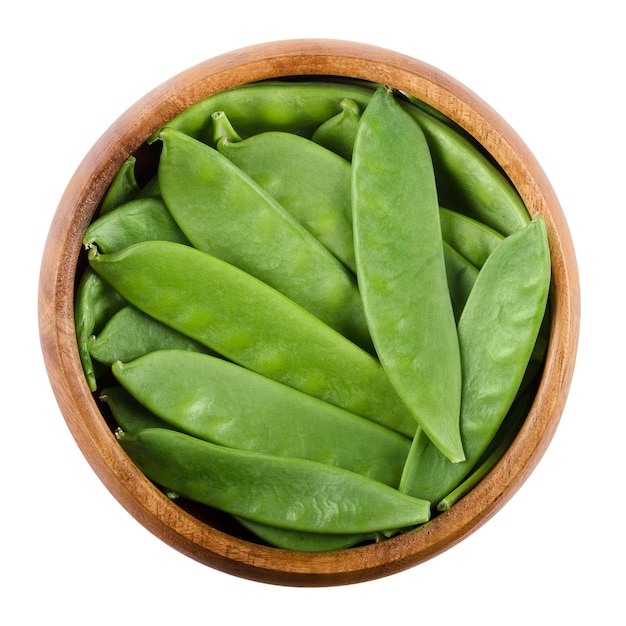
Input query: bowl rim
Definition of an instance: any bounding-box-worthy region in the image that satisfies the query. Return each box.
[38,38,580,587]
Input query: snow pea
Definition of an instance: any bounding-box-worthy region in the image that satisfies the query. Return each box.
[100,386,173,433]
[117,427,431,534]
[88,305,213,366]
[399,217,551,503]
[88,241,418,437]
[402,100,530,236]
[311,97,362,161]
[443,242,479,322]
[83,196,190,254]
[112,349,411,486]
[157,127,373,352]
[74,267,126,391]
[214,116,356,272]
[156,80,375,144]
[439,207,504,268]
[352,86,464,463]
[98,156,140,215]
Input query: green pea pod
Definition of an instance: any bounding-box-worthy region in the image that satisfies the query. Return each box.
[437,386,536,512]
[74,267,127,391]
[155,80,375,144]
[399,217,551,503]
[235,516,377,552]
[402,101,530,236]
[439,207,504,269]
[98,156,140,215]
[352,86,464,463]
[100,386,174,433]
[88,306,214,366]
[311,97,362,161]
[214,120,356,272]
[157,127,373,352]
[88,241,418,438]
[112,349,410,486]
[117,428,431,534]
[83,196,190,254]
[443,242,479,323]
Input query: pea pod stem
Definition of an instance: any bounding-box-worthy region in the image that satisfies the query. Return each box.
[88,241,418,438]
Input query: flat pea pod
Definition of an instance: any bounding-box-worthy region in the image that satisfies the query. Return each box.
[155,80,375,144]
[88,305,214,366]
[88,241,418,437]
[311,97,362,161]
[83,196,190,253]
[112,349,411,486]
[234,517,377,552]
[117,428,431,534]
[100,386,173,433]
[98,156,140,215]
[213,119,356,272]
[74,267,127,391]
[352,86,464,463]
[399,217,551,503]
[402,100,530,236]
[157,127,372,352]
[439,207,504,269]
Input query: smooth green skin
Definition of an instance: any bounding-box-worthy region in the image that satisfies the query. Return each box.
[83,196,190,254]
[439,207,504,269]
[100,386,173,433]
[88,305,213,366]
[215,125,356,273]
[400,217,551,503]
[235,516,377,552]
[98,156,140,215]
[311,97,362,161]
[156,80,375,144]
[112,349,411,486]
[443,242,479,323]
[118,428,431,534]
[74,267,127,391]
[157,127,373,353]
[437,386,536,512]
[402,101,530,236]
[88,241,418,437]
[352,87,464,463]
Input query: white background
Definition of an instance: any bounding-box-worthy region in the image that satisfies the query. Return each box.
[2,1,623,624]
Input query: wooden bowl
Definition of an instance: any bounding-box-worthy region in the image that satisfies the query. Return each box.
[38,39,580,587]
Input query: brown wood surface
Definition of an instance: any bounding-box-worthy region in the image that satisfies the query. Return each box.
[38,39,580,587]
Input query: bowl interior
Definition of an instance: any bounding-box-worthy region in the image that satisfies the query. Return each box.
[38,39,580,587]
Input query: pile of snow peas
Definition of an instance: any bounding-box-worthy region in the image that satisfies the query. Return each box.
[76,78,551,551]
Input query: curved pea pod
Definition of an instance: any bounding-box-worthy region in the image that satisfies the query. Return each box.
[98,156,140,215]
[352,86,464,463]
[83,196,190,254]
[439,207,504,268]
[88,241,417,438]
[402,101,530,236]
[112,349,411,486]
[213,118,356,272]
[157,127,373,352]
[235,517,378,552]
[100,386,174,434]
[74,267,127,391]
[117,428,431,534]
[399,217,551,503]
[155,80,375,144]
[311,97,362,161]
[88,305,214,366]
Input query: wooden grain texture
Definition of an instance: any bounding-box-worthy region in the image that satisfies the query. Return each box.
[38,39,580,587]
